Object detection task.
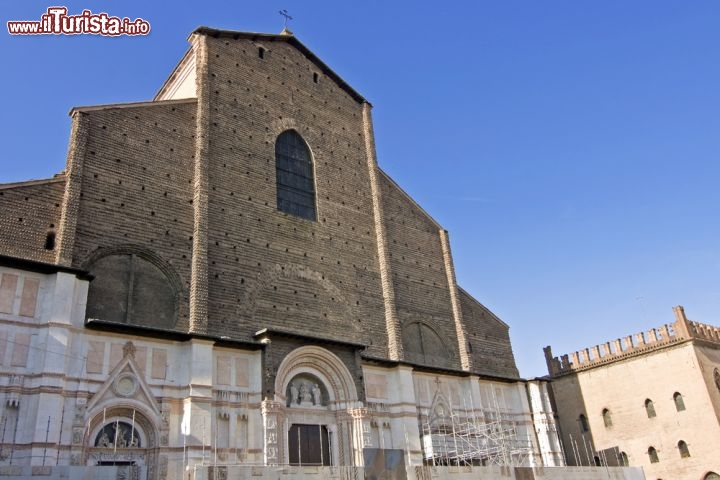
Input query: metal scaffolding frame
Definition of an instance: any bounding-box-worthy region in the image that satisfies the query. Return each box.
[421,387,532,467]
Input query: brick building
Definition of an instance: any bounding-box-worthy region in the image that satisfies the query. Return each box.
[545,306,720,480]
[0,27,573,479]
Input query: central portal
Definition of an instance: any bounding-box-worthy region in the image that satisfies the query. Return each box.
[288,424,331,466]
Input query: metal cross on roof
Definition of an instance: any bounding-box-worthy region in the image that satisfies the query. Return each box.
[279,9,293,29]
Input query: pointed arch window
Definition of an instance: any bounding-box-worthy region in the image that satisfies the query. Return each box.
[620,451,629,466]
[678,440,690,458]
[648,446,659,463]
[645,398,656,418]
[602,408,612,427]
[275,130,317,220]
[673,392,686,412]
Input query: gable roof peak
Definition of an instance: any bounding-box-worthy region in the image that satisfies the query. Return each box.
[191,26,368,105]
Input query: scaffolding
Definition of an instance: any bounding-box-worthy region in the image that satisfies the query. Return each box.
[421,388,533,467]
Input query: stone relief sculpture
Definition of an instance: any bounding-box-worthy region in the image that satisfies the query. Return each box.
[312,383,321,406]
[290,382,299,405]
[98,431,111,447]
[299,383,311,404]
[287,377,326,407]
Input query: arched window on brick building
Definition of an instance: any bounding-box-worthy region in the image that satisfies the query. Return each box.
[275,130,316,220]
[645,398,656,418]
[678,440,690,458]
[602,408,612,427]
[673,392,686,412]
[648,446,659,463]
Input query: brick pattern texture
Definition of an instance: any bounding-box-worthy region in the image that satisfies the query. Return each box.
[0,31,519,379]
[0,179,65,264]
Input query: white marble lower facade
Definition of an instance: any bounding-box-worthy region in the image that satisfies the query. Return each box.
[0,265,564,479]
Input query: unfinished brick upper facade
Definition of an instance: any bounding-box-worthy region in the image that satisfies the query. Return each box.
[0,28,596,478]
[0,27,518,379]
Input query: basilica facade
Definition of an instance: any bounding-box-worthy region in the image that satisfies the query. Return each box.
[0,27,566,479]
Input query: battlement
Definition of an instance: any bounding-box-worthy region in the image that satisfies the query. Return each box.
[544,306,720,377]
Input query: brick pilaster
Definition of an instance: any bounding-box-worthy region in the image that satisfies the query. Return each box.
[55,112,90,266]
[439,229,472,371]
[361,102,403,361]
[189,34,210,335]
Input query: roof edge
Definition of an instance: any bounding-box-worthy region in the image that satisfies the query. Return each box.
[154,46,196,101]
[69,98,197,116]
[86,318,264,350]
[0,175,65,191]
[378,168,444,230]
[457,285,510,329]
[0,254,92,280]
[192,26,370,105]
[361,354,522,383]
[254,327,367,349]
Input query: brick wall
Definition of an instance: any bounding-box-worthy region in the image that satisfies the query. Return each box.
[70,100,197,329]
[380,173,461,369]
[459,289,519,378]
[201,36,387,356]
[0,179,65,263]
[4,30,521,377]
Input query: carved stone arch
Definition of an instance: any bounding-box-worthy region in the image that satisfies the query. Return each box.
[87,404,158,449]
[84,404,160,477]
[703,472,720,480]
[83,244,182,329]
[428,390,452,428]
[275,346,359,409]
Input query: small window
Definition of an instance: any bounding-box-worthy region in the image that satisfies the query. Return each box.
[673,392,686,412]
[678,440,690,458]
[602,408,612,427]
[44,231,56,250]
[648,446,659,463]
[313,72,319,83]
[645,399,656,418]
[579,414,589,432]
[620,451,629,466]
[258,47,265,59]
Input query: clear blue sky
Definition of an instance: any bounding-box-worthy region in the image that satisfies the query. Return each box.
[2,1,719,378]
